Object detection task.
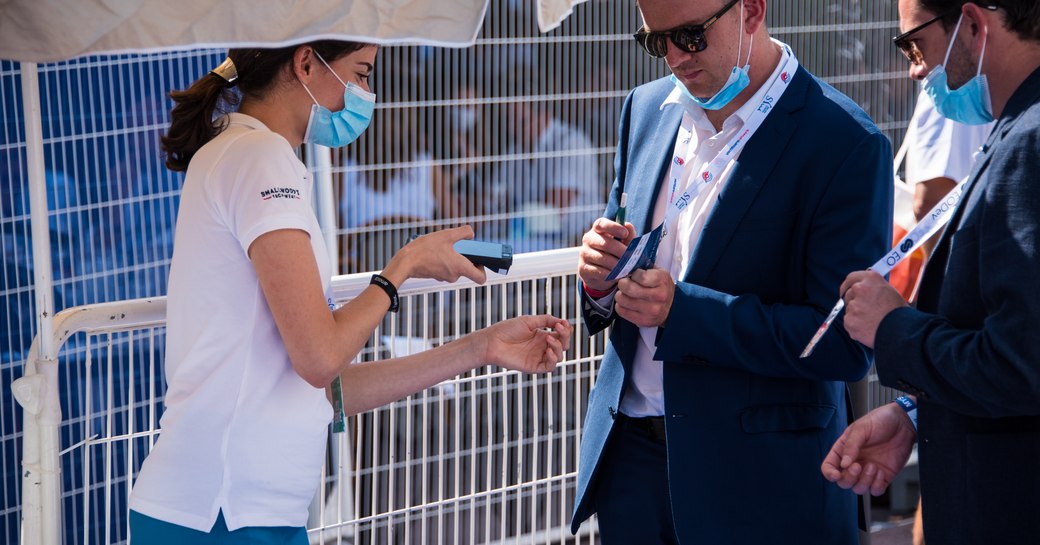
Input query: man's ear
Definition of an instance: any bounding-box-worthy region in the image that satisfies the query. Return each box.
[743,0,768,35]
[960,3,992,55]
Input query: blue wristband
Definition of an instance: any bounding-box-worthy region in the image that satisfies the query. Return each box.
[894,395,918,431]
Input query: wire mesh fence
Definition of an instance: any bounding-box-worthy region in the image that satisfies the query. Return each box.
[23,255,605,544]
[3,1,914,542]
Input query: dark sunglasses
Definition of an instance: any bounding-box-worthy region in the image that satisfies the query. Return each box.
[892,5,999,65]
[634,0,741,58]
[892,12,947,65]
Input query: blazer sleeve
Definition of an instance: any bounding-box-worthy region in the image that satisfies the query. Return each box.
[580,87,636,335]
[874,129,1040,418]
[654,130,893,381]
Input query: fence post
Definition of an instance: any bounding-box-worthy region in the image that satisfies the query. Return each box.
[306,143,339,275]
[14,60,64,545]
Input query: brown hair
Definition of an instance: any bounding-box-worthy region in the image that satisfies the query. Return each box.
[161,41,367,172]
[918,0,1040,41]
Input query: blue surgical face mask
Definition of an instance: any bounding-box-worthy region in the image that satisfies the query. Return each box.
[300,52,376,147]
[922,13,993,125]
[672,1,752,110]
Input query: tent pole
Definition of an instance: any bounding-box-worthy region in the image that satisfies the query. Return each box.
[307,143,339,274]
[18,60,62,545]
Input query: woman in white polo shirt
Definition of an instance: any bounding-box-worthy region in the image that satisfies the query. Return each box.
[127,41,572,544]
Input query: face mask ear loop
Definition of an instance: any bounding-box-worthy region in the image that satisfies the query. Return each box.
[734,1,745,68]
[313,50,349,88]
[975,23,988,77]
[942,13,965,66]
[299,80,320,107]
[744,31,754,69]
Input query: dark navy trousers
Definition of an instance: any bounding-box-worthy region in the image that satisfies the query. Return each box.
[592,418,680,545]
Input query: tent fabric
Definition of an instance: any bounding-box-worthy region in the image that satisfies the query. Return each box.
[0,0,490,63]
[536,0,588,33]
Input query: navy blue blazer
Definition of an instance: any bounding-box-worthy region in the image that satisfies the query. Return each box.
[571,67,892,544]
[875,68,1040,544]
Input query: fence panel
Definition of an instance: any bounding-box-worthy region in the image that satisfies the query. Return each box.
[27,251,605,544]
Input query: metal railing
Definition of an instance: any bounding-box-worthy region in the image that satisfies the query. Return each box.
[14,248,605,544]
[12,244,904,544]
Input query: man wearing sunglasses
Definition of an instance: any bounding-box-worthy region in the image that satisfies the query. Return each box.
[570,0,892,543]
[823,1,1040,544]
[896,8,993,261]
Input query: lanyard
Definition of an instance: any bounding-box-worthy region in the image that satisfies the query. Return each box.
[326,288,347,433]
[606,44,798,281]
[659,44,798,235]
[799,180,968,358]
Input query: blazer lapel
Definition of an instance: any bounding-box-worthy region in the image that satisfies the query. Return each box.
[628,104,685,235]
[917,115,1010,309]
[683,67,807,284]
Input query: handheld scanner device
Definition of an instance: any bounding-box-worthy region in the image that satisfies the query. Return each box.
[453,239,513,274]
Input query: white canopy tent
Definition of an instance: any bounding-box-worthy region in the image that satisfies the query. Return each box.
[0,0,588,62]
[1,1,587,542]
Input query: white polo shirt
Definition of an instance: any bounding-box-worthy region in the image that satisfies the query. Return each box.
[129,113,333,532]
[905,88,992,185]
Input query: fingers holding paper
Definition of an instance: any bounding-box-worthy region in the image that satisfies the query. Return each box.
[578,218,636,292]
[615,267,674,327]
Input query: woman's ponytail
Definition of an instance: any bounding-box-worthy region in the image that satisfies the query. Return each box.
[161,73,235,172]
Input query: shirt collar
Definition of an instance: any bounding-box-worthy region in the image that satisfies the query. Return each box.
[226,111,271,132]
[661,38,793,130]
[224,111,297,151]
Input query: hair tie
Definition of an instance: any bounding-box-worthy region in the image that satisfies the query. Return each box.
[210,57,239,87]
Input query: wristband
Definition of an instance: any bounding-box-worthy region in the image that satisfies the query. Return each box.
[584,284,614,299]
[370,274,400,313]
[894,395,918,431]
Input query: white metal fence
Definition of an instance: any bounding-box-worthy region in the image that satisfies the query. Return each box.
[17,248,605,544]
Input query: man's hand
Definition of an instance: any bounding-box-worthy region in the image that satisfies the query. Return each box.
[615,268,674,327]
[840,270,908,348]
[578,218,636,293]
[821,402,917,496]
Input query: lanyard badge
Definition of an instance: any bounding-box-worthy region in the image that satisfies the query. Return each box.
[606,45,798,281]
[799,180,967,358]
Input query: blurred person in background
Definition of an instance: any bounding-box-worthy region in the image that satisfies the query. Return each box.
[338,103,455,272]
[487,88,602,252]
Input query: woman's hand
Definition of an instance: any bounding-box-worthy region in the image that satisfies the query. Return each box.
[482,315,572,374]
[382,226,486,286]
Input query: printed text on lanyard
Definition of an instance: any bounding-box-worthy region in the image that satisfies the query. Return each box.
[606,46,799,281]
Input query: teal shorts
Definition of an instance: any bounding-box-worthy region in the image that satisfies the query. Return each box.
[129,510,307,545]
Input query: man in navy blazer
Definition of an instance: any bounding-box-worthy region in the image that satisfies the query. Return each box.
[824,1,1040,543]
[570,0,891,543]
